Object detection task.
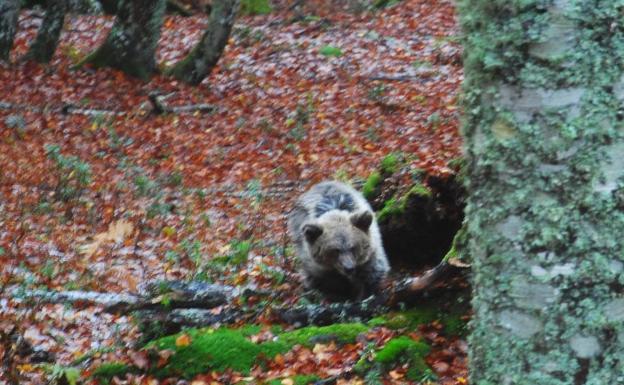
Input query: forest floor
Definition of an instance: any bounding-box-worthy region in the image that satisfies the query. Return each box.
[0,0,466,384]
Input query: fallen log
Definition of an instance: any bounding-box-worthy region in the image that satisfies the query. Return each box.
[9,262,465,332]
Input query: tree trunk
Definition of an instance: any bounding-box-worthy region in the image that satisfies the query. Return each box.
[0,0,20,61]
[459,1,624,384]
[24,0,67,63]
[166,0,239,85]
[77,0,166,80]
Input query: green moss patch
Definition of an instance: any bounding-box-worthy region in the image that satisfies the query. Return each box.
[266,374,321,385]
[240,0,271,15]
[319,46,343,57]
[376,183,431,222]
[148,328,289,379]
[278,322,369,347]
[368,306,467,336]
[375,336,429,364]
[380,153,401,174]
[362,171,382,200]
[144,322,370,379]
[91,362,134,382]
[355,336,433,382]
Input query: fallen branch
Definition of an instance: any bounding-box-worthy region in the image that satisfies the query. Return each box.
[0,99,218,116]
[8,262,465,331]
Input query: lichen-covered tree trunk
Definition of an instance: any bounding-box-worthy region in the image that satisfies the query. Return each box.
[78,0,166,79]
[24,0,67,63]
[458,1,624,384]
[0,0,20,61]
[166,0,239,85]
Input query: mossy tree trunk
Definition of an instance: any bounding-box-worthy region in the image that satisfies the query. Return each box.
[24,0,67,63]
[166,0,239,85]
[78,0,166,80]
[458,1,624,384]
[0,0,20,61]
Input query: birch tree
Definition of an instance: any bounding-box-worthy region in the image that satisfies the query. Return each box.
[459,0,624,384]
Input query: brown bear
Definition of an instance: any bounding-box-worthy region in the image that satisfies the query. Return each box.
[288,181,390,300]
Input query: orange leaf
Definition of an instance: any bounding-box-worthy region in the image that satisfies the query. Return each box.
[176,334,192,347]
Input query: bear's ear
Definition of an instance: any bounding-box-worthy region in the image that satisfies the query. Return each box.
[303,223,323,243]
[351,211,373,232]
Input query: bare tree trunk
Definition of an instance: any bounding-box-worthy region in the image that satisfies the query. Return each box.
[166,0,239,85]
[76,0,166,80]
[24,0,67,63]
[459,0,624,384]
[0,0,20,61]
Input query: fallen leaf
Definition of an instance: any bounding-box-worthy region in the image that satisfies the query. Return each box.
[176,334,192,347]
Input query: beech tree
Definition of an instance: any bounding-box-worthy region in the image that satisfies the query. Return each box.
[79,0,239,81]
[1,0,238,84]
[166,0,239,85]
[459,1,624,384]
[78,0,167,79]
[24,0,68,63]
[0,0,20,61]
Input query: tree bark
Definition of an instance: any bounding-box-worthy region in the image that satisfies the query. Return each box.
[0,0,20,61]
[24,0,67,63]
[166,0,239,85]
[77,0,166,80]
[459,1,624,384]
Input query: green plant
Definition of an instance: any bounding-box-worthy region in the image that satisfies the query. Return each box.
[45,144,92,201]
[319,45,343,57]
[367,84,387,103]
[41,364,81,385]
[240,0,271,15]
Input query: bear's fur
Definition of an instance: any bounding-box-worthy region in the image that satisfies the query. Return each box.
[288,181,390,300]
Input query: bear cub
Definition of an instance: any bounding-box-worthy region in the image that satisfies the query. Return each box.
[288,181,390,300]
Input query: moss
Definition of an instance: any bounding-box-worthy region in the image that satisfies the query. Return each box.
[380,153,401,174]
[148,327,289,379]
[319,46,343,57]
[356,337,434,382]
[278,323,369,347]
[376,337,432,381]
[377,197,401,222]
[369,307,438,330]
[443,313,467,336]
[405,184,431,199]
[91,362,133,382]
[266,374,321,385]
[369,306,467,336]
[375,336,429,364]
[145,323,369,379]
[362,171,382,199]
[240,0,271,15]
[442,224,468,264]
[376,183,431,222]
